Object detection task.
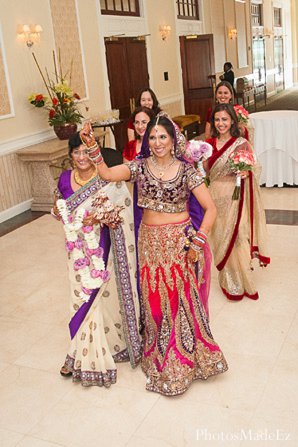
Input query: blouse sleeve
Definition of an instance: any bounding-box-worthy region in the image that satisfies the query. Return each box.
[185,164,204,190]
[123,140,137,161]
[205,107,213,123]
[124,160,139,182]
[127,118,135,130]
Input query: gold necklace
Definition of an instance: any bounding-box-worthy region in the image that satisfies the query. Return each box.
[151,155,176,179]
[74,168,97,186]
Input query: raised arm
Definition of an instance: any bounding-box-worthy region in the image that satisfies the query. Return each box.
[80,122,131,182]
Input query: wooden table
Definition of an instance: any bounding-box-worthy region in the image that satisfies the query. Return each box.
[17,139,68,211]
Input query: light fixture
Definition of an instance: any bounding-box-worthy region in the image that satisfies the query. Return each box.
[17,24,43,48]
[228,28,238,40]
[159,25,171,41]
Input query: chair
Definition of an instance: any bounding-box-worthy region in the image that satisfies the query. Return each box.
[235,77,256,111]
[172,114,201,140]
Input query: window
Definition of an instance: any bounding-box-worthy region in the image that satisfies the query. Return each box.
[274,8,282,27]
[177,0,200,20]
[100,0,140,16]
[251,3,263,26]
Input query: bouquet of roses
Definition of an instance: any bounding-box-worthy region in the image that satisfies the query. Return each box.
[233,105,249,125]
[188,140,213,178]
[229,148,255,199]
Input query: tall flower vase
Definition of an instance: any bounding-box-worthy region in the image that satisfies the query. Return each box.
[53,123,78,140]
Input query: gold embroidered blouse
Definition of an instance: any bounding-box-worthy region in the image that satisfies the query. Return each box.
[126,158,203,213]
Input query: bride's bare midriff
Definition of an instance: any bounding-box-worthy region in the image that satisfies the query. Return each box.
[142,209,190,225]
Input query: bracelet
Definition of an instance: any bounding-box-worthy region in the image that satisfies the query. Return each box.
[192,238,205,249]
[50,207,61,221]
[190,242,203,253]
[198,228,208,238]
[90,153,104,165]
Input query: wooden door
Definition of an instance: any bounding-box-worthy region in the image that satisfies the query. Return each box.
[179,35,215,126]
[105,37,149,150]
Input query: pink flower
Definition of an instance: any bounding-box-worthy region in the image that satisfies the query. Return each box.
[90,269,101,278]
[65,241,75,252]
[86,247,104,258]
[82,286,93,295]
[189,140,213,162]
[82,225,93,233]
[99,270,111,282]
[74,257,90,271]
[74,239,84,249]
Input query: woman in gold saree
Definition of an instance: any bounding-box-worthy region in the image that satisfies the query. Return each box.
[206,104,270,300]
[52,132,141,387]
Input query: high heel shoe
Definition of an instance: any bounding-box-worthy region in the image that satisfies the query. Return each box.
[60,365,72,377]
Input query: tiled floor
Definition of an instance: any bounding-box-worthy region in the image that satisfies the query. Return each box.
[0,187,298,447]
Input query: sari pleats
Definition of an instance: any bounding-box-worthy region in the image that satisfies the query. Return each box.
[60,178,141,387]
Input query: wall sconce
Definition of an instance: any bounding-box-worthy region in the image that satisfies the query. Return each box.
[159,25,171,41]
[17,24,43,48]
[228,28,238,40]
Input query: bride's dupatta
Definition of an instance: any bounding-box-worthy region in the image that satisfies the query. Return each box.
[207,137,270,299]
[58,172,141,386]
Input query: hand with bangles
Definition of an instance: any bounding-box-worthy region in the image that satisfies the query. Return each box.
[79,121,104,165]
[80,121,96,147]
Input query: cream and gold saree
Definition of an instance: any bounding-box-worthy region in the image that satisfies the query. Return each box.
[207,137,270,300]
[56,171,141,386]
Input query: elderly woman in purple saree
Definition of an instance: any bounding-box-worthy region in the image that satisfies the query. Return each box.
[53,133,141,388]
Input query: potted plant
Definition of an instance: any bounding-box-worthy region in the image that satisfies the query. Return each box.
[28,51,84,139]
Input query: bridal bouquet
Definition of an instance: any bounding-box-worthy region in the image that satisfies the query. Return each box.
[233,105,249,125]
[229,148,255,199]
[188,140,213,178]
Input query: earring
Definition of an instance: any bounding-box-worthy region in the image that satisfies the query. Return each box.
[171,146,175,156]
[149,147,152,156]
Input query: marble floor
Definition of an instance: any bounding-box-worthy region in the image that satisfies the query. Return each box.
[0,187,298,447]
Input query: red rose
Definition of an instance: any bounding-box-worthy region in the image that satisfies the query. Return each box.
[49,109,56,118]
[73,93,80,100]
[35,94,44,102]
[52,97,58,106]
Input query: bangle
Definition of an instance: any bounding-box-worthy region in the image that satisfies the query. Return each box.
[51,207,61,221]
[91,153,104,165]
[190,242,203,252]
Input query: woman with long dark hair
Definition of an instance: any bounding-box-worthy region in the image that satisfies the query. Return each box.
[79,116,228,396]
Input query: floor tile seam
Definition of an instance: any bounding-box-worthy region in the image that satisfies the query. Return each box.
[124,395,161,445]
[271,307,298,367]
[25,386,75,440]
[15,433,67,447]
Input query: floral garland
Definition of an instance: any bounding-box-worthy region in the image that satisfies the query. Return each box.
[56,199,110,302]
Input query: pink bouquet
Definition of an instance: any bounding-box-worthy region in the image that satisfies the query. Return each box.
[229,148,255,199]
[233,105,249,125]
[188,140,213,179]
[189,140,213,162]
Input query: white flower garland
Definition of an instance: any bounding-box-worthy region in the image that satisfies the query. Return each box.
[56,199,108,303]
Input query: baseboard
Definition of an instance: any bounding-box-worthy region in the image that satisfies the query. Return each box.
[0,199,33,224]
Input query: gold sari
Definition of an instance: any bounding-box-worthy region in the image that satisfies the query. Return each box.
[208,137,270,300]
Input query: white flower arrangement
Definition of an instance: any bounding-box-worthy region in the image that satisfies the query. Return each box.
[56,199,109,302]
